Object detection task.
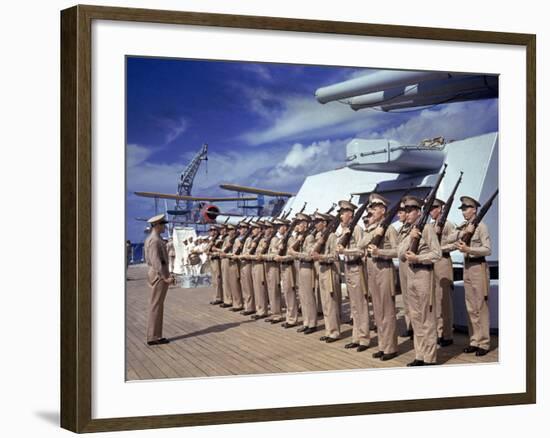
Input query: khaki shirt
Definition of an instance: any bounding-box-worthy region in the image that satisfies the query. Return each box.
[359,222,398,259]
[241,236,255,256]
[429,220,456,253]
[317,232,338,263]
[397,225,442,264]
[144,231,170,279]
[338,224,364,260]
[288,233,315,261]
[449,220,492,258]
[221,235,233,253]
[265,234,282,261]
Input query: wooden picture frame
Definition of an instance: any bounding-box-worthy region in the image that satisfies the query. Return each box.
[60,4,536,433]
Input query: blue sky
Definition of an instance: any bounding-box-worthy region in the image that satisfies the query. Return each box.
[126,57,498,242]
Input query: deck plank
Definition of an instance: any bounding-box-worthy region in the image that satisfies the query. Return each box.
[126,265,498,380]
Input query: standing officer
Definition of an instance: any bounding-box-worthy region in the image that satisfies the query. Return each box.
[451,196,492,356]
[263,220,284,323]
[429,199,456,347]
[396,199,413,338]
[362,194,399,361]
[233,221,255,315]
[209,224,227,305]
[144,214,174,346]
[311,212,342,343]
[219,225,236,308]
[336,200,370,352]
[207,226,223,305]
[397,197,442,366]
[227,224,244,312]
[274,220,299,329]
[249,222,270,320]
[289,213,318,335]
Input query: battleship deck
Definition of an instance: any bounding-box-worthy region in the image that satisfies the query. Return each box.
[126,264,498,380]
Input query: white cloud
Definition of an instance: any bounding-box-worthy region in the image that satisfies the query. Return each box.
[241,64,272,81]
[127,143,153,168]
[152,116,189,144]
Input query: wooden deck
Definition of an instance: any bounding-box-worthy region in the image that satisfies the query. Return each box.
[126,264,498,380]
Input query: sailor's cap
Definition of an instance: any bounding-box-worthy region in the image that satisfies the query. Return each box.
[295,213,310,221]
[249,221,263,228]
[273,218,290,225]
[226,224,237,230]
[237,220,250,228]
[313,212,332,222]
[403,196,423,209]
[459,196,481,209]
[209,224,219,231]
[261,220,274,228]
[368,193,390,207]
[338,200,357,211]
[431,198,446,208]
[147,214,168,225]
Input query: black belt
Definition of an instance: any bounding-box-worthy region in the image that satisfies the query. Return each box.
[281,261,294,265]
[300,261,314,267]
[210,256,220,260]
[374,259,393,267]
[442,253,451,259]
[319,261,334,266]
[466,257,486,264]
[345,259,363,266]
[410,263,433,271]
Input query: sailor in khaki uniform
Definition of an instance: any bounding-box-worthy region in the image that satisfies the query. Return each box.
[450,196,492,356]
[361,194,399,361]
[144,214,174,345]
[207,225,223,305]
[289,213,318,334]
[234,222,256,316]
[275,220,299,328]
[262,220,284,323]
[336,200,370,352]
[311,212,341,342]
[429,198,456,347]
[227,225,244,311]
[396,200,413,338]
[219,225,236,308]
[249,222,270,320]
[397,197,442,366]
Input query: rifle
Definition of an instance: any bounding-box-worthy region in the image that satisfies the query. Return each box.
[338,202,368,248]
[460,189,499,245]
[282,208,292,220]
[325,203,337,215]
[278,202,309,254]
[436,171,463,242]
[234,224,253,255]
[312,214,339,254]
[408,164,448,254]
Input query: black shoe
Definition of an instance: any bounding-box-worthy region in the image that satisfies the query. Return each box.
[325,337,339,343]
[372,351,384,358]
[319,336,330,341]
[270,318,284,324]
[147,338,170,346]
[424,362,437,366]
[463,346,479,354]
[281,322,297,329]
[356,345,369,352]
[438,338,454,347]
[297,326,309,333]
[210,300,223,305]
[345,342,359,349]
[264,318,273,322]
[252,314,267,320]
[407,359,425,367]
[230,307,243,312]
[407,329,414,339]
[381,352,398,361]
[220,303,232,308]
[241,310,256,316]
[475,348,489,356]
[304,327,317,335]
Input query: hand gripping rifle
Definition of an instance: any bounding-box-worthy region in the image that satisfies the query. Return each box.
[408,164,448,254]
[436,171,463,242]
[234,220,254,256]
[312,214,339,254]
[460,189,499,245]
[368,190,411,247]
[338,201,368,249]
[277,202,307,255]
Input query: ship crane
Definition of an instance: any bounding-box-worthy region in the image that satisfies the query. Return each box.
[175,143,208,217]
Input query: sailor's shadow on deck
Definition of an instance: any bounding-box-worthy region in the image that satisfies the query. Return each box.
[168,319,256,342]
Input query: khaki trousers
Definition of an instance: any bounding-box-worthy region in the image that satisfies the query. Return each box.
[239,261,255,312]
[266,261,282,318]
[344,263,370,346]
[406,265,437,363]
[169,256,175,274]
[319,263,341,339]
[366,258,398,354]
[146,275,169,342]
[210,258,223,301]
[464,261,490,350]
[220,258,232,305]
[398,260,412,333]
[227,259,243,309]
[298,262,317,328]
[434,256,454,339]
[252,261,269,316]
[281,263,298,324]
